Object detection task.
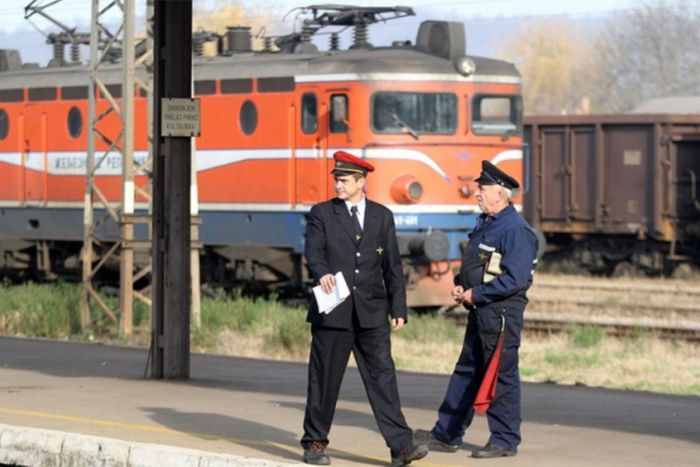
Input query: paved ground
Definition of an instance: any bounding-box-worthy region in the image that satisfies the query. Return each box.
[0,336,698,466]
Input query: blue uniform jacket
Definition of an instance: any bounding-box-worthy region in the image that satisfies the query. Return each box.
[457,204,537,306]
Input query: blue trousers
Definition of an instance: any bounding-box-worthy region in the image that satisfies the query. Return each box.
[432,305,524,451]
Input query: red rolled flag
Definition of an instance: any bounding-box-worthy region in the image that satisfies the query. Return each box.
[473,315,505,415]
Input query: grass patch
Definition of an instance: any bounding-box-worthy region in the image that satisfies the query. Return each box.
[264,305,308,355]
[569,324,605,348]
[0,282,82,337]
[0,282,150,341]
[397,312,462,343]
[193,292,310,360]
[1,283,699,396]
[544,350,603,368]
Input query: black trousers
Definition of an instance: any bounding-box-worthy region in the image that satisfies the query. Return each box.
[301,321,413,451]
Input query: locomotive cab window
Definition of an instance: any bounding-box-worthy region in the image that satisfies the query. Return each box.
[330,94,348,133]
[301,93,317,134]
[471,95,522,136]
[0,109,8,140]
[372,92,456,135]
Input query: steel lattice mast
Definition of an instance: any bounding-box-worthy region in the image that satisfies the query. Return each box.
[81,0,154,335]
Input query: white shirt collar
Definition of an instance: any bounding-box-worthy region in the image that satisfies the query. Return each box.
[344,196,366,214]
[344,196,366,228]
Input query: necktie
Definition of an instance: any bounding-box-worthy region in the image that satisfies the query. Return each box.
[351,205,362,241]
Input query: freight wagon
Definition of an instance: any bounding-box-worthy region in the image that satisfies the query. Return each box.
[524,114,700,275]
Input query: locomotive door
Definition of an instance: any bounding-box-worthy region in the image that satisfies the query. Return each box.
[324,91,350,199]
[20,106,47,205]
[295,89,323,204]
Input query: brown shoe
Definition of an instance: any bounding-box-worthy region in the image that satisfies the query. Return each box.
[303,441,331,465]
[391,443,429,467]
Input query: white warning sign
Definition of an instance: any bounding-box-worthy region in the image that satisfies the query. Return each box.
[161,98,201,137]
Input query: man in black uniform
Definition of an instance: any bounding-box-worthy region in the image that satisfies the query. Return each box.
[415,160,538,459]
[301,151,428,466]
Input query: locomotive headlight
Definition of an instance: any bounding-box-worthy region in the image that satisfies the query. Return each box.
[456,57,476,76]
[391,175,423,204]
[408,181,423,199]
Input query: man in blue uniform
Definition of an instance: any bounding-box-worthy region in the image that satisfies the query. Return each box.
[415,160,538,459]
[301,151,428,466]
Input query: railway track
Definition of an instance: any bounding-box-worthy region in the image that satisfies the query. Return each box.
[449,273,700,342]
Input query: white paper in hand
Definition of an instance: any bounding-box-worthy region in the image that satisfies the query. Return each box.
[312,272,350,314]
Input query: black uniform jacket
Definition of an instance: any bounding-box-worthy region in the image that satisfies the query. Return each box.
[305,197,407,329]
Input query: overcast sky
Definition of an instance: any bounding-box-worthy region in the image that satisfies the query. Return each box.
[0,0,672,65]
[0,0,644,33]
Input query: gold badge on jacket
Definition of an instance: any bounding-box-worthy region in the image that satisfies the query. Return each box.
[376,246,384,255]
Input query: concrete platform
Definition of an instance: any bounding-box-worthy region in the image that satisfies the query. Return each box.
[0,336,698,466]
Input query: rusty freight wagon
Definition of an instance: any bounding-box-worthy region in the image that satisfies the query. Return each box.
[524,114,700,275]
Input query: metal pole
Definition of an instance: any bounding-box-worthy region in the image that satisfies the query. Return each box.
[120,0,136,336]
[81,0,100,329]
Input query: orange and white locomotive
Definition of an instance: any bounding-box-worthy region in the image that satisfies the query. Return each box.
[0,5,524,306]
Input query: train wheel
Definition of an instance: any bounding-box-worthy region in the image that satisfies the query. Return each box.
[611,261,642,278]
[670,263,700,279]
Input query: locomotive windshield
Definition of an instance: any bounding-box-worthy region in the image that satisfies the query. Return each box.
[471,95,522,136]
[372,92,456,135]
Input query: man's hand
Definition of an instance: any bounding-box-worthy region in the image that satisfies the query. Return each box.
[319,273,336,293]
[392,317,405,331]
[460,288,474,307]
[451,286,465,303]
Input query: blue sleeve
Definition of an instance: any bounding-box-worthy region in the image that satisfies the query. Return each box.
[472,227,537,305]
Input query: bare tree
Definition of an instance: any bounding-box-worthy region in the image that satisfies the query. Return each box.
[591,0,700,112]
[499,20,594,115]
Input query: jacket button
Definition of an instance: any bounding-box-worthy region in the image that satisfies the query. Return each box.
[356,252,360,257]
[352,286,357,290]
[355,269,359,274]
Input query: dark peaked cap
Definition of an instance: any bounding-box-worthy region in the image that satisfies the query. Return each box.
[331,151,375,176]
[475,160,519,190]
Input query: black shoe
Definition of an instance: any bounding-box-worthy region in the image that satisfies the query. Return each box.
[413,429,460,453]
[471,443,516,459]
[303,441,331,465]
[390,443,429,467]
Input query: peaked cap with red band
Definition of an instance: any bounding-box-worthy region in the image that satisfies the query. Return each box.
[331,150,375,176]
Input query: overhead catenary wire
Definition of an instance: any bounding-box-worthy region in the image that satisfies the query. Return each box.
[0,0,685,32]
